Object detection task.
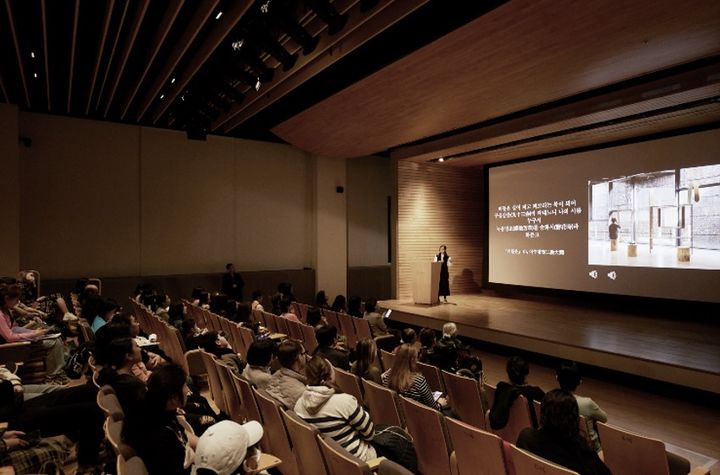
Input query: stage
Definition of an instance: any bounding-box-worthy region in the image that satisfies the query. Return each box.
[378,294,720,393]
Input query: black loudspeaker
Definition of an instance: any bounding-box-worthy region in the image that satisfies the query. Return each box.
[336,186,344,193]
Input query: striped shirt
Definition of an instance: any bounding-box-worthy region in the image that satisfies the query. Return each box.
[294,386,377,461]
[381,370,440,410]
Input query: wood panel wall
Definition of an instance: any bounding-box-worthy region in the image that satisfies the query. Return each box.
[396,161,485,299]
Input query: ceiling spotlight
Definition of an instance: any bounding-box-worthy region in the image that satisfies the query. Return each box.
[30,51,35,59]
[231,39,244,51]
[438,157,445,162]
[260,1,271,14]
[33,73,38,78]
[170,77,176,84]
[215,11,223,20]
[255,77,261,91]
[160,94,165,99]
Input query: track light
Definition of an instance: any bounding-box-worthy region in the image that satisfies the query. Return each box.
[265,14,319,55]
[231,39,244,51]
[306,0,347,35]
[438,157,444,162]
[243,32,298,72]
[255,77,261,91]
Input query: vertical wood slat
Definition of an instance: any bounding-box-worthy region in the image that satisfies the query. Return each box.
[41,0,51,110]
[4,0,30,108]
[396,161,485,299]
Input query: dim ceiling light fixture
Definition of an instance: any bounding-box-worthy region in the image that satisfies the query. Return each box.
[171,77,176,84]
[215,11,223,20]
[231,39,244,51]
[30,51,35,59]
[255,77,262,91]
[438,157,445,162]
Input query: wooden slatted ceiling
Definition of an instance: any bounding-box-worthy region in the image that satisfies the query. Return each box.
[40,0,50,110]
[94,0,129,112]
[396,161,485,300]
[4,0,30,108]
[273,0,720,158]
[85,0,114,115]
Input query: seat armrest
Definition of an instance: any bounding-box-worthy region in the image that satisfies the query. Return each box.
[367,456,387,470]
[688,467,710,475]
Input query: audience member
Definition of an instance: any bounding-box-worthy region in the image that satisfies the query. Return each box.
[193,420,264,475]
[315,291,329,309]
[277,282,295,303]
[489,356,545,430]
[556,361,607,452]
[313,325,350,370]
[305,306,326,328]
[250,290,264,312]
[351,339,382,384]
[295,356,377,462]
[363,298,388,337]
[347,296,363,318]
[222,263,244,302]
[242,340,275,388]
[97,337,147,420]
[197,331,245,375]
[517,389,611,475]
[0,427,69,474]
[265,340,307,409]
[278,298,301,323]
[393,328,420,354]
[330,295,346,313]
[382,344,445,410]
[418,328,441,367]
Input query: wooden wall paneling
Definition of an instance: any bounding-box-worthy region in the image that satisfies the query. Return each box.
[396,161,485,299]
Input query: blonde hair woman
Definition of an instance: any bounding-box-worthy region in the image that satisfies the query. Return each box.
[381,343,446,409]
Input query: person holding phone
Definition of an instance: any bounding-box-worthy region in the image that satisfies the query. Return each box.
[381,344,447,410]
[434,245,452,302]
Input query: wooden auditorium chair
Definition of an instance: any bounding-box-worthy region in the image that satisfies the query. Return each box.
[281,410,329,475]
[511,445,579,475]
[445,416,510,475]
[399,395,452,475]
[333,366,364,403]
[361,379,405,428]
[442,370,487,430]
[253,389,300,475]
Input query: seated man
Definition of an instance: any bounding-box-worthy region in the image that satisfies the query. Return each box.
[313,325,350,370]
[489,355,545,430]
[265,340,307,409]
[241,340,275,389]
[556,361,607,452]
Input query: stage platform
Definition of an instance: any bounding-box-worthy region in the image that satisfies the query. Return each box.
[378,294,720,393]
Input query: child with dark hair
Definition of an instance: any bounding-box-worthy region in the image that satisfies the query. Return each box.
[279,298,301,323]
[556,361,607,452]
[489,355,545,430]
[517,389,611,475]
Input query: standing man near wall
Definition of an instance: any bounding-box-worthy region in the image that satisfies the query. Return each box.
[222,263,244,302]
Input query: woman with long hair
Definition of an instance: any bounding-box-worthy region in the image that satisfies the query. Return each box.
[517,389,611,475]
[381,343,445,409]
[351,339,382,384]
[97,337,146,419]
[330,295,346,313]
[294,356,376,462]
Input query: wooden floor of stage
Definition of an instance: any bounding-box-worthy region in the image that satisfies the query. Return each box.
[379,294,720,393]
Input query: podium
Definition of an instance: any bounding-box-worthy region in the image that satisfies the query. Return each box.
[413,261,441,305]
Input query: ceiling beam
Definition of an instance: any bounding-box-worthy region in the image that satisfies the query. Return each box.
[103,0,150,117]
[0,73,8,103]
[4,0,30,108]
[149,0,253,124]
[41,0,51,110]
[135,0,221,122]
[217,0,429,133]
[85,0,114,114]
[67,0,80,113]
[94,0,129,111]
[120,0,183,120]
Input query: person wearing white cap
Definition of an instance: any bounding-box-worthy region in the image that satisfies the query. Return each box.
[192,420,264,475]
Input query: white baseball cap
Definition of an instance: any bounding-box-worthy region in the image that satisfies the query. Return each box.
[192,420,264,475]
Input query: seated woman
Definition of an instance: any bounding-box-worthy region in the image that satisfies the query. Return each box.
[363,298,388,338]
[125,365,198,475]
[305,306,327,329]
[381,344,446,410]
[330,295,347,314]
[96,337,147,420]
[347,296,363,319]
[351,339,382,384]
[294,356,377,462]
[278,298,301,323]
[0,284,67,384]
[517,389,611,475]
[556,361,607,452]
[392,328,421,354]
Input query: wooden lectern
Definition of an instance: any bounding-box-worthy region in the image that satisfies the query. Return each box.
[413,261,442,305]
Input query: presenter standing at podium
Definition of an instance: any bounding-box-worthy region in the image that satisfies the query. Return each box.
[434,245,452,302]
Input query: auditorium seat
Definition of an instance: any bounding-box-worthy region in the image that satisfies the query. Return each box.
[333,366,364,403]
[597,422,708,475]
[317,434,383,475]
[490,395,533,445]
[399,395,452,475]
[483,382,496,409]
[214,359,243,423]
[322,309,341,331]
[511,445,579,475]
[417,360,444,393]
[231,372,270,452]
[117,456,149,475]
[361,379,405,428]
[199,350,226,413]
[442,370,487,430]
[281,410,329,475]
[97,386,125,422]
[300,323,319,354]
[445,417,509,475]
[336,312,358,349]
[380,349,395,373]
[105,417,136,461]
[253,389,300,475]
[286,318,304,341]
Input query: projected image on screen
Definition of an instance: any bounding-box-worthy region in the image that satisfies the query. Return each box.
[588,164,720,270]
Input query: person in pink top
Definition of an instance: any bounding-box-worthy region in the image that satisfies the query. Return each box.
[278,297,301,323]
[0,284,67,384]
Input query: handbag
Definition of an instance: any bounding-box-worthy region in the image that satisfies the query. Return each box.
[371,424,418,474]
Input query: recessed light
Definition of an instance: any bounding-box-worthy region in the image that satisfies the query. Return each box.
[30,51,35,59]
[170,77,176,84]
[33,73,38,78]
[438,157,445,162]
[159,94,165,99]
[215,11,223,20]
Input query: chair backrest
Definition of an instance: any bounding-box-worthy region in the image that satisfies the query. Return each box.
[231,372,269,452]
[533,399,541,427]
[105,418,136,460]
[445,417,508,475]
[215,359,243,423]
[281,410,329,475]
[511,445,579,475]
[492,394,534,444]
[286,318,304,342]
[353,316,373,341]
[336,312,358,349]
[400,395,452,475]
[483,382,496,409]
[252,308,266,326]
[323,309,341,331]
[380,350,395,373]
[227,322,247,356]
[238,325,256,354]
[275,315,291,335]
[333,366,364,403]
[184,348,206,381]
[417,361,444,393]
[597,422,670,475]
[317,434,372,475]
[442,370,486,430]
[378,458,415,475]
[97,387,125,421]
[199,350,226,413]
[300,323,319,354]
[117,456,149,475]
[253,389,300,475]
[361,379,404,427]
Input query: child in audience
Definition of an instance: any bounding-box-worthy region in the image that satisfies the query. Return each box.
[382,344,446,410]
[347,296,363,318]
[278,298,301,323]
[556,361,607,452]
[517,389,611,475]
[315,291,329,309]
[489,355,545,430]
[241,340,275,388]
